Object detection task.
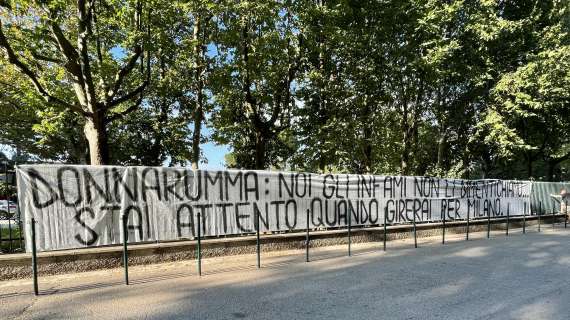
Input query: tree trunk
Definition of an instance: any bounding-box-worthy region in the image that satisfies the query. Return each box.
[191,15,204,171]
[546,160,556,181]
[192,106,203,170]
[401,104,410,175]
[148,103,169,166]
[255,132,266,170]
[361,100,373,174]
[526,152,533,179]
[84,113,109,165]
[436,132,446,174]
[461,146,470,179]
[362,142,372,174]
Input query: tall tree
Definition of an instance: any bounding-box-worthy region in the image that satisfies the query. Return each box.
[211,0,301,169]
[0,0,155,164]
[476,0,570,180]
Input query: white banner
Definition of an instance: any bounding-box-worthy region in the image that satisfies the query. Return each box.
[16,165,532,252]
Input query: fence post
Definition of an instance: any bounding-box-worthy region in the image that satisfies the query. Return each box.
[305,209,310,262]
[552,207,556,230]
[197,209,202,276]
[4,163,12,252]
[466,209,470,241]
[538,201,542,232]
[256,208,260,269]
[487,210,491,239]
[347,209,352,256]
[523,202,526,234]
[17,203,23,250]
[413,210,417,248]
[564,199,568,229]
[506,203,510,236]
[383,207,387,251]
[31,218,39,296]
[442,212,446,245]
[121,215,129,285]
[0,193,3,251]
[8,200,13,252]
[8,217,13,252]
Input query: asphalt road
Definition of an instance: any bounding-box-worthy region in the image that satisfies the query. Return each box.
[1,228,569,320]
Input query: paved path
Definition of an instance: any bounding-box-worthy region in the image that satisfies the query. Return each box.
[1,228,569,320]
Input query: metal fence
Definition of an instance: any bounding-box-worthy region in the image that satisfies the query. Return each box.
[4,182,569,296]
[3,166,568,296]
[0,164,24,254]
[25,202,567,296]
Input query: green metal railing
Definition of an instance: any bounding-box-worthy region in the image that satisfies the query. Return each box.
[17,180,570,296]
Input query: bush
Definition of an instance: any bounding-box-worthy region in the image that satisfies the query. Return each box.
[0,182,16,198]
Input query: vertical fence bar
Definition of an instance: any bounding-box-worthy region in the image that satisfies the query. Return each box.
[538,201,542,232]
[8,214,13,252]
[19,209,23,250]
[442,213,446,245]
[347,209,352,256]
[0,194,3,251]
[31,218,38,296]
[383,208,387,251]
[15,163,21,251]
[7,194,13,251]
[121,215,129,285]
[305,209,310,262]
[523,202,526,234]
[413,211,417,248]
[256,208,260,269]
[564,199,568,229]
[487,211,491,239]
[506,204,510,236]
[4,163,11,252]
[552,207,556,230]
[197,209,202,276]
[466,209,470,241]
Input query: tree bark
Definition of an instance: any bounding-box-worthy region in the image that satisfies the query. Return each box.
[191,15,205,170]
[84,112,109,165]
[359,98,373,174]
[526,152,533,179]
[148,102,169,166]
[436,132,446,173]
[546,161,555,181]
[401,103,410,175]
[255,132,266,170]
[191,108,203,170]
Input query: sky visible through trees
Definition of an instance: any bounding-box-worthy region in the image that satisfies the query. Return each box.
[0,0,569,181]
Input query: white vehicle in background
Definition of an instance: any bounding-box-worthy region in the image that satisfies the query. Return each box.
[0,200,17,219]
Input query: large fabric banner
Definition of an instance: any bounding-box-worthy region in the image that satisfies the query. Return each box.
[17,165,532,252]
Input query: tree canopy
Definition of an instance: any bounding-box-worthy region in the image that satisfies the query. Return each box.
[1,0,569,181]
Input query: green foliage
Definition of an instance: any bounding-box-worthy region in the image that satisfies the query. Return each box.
[1,0,569,180]
[210,0,301,169]
[0,182,15,198]
[477,0,570,180]
[0,0,212,166]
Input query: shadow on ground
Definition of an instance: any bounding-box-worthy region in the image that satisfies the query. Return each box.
[1,228,569,320]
